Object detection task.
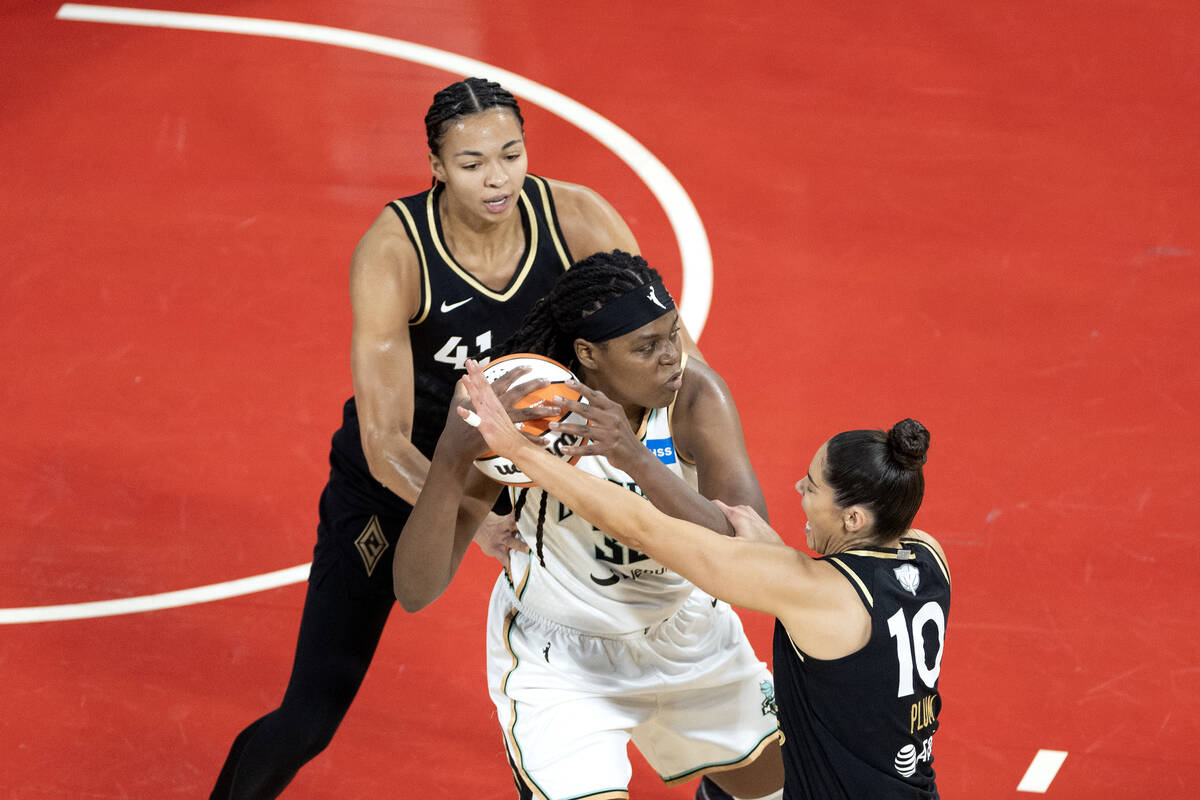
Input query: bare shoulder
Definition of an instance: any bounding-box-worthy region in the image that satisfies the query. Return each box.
[542,177,610,215]
[905,528,949,568]
[349,206,420,315]
[676,357,731,410]
[671,357,741,459]
[352,206,416,272]
[777,556,874,659]
[542,177,638,257]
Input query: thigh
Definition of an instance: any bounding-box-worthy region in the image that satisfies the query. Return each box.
[280,501,402,706]
[633,599,781,787]
[487,582,645,799]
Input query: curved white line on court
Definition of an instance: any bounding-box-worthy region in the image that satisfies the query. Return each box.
[55,3,712,333]
[0,565,310,624]
[5,4,713,624]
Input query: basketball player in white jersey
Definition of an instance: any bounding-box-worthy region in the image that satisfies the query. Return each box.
[392,250,784,800]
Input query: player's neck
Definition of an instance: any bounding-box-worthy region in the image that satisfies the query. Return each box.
[831,533,903,553]
[440,201,525,285]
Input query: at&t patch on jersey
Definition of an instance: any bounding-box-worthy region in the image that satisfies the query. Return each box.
[645,437,676,465]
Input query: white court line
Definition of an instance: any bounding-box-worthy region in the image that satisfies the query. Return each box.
[1017,749,1068,793]
[0,564,310,624]
[3,5,712,625]
[55,3,712,336]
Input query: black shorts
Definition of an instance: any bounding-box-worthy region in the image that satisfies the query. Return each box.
[314,457,413,602]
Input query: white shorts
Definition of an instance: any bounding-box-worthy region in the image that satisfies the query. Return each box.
[486,576,780,799]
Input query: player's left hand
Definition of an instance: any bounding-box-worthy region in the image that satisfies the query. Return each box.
[547,379,644,472]
[447,364,554,459]
[472,511,528,571]
[714,500,784,545]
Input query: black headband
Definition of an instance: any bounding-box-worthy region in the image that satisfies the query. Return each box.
[573,279,676,343]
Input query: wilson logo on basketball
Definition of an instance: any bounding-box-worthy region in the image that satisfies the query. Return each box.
[472,353,589,487]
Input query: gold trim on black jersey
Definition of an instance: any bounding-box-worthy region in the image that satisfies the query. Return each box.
[828,557,874,607]
[388,199,434,325]
[902,537,952,588]
[527,175,572,268]
[840,548,916,560]
[786,630,807,663]
[425,188,541,301]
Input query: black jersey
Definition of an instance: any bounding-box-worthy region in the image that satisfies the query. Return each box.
[773,538,950,799]
[328,175,573,512]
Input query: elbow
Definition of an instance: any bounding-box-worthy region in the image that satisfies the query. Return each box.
[394,581,434,614]
[361,437,391,487]
[393,557,438,613]
[359,417,414,486]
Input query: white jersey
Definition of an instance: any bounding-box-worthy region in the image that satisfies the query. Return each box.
[505,403,697,635]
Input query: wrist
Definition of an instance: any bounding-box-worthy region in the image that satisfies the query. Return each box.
[433,432,480,470]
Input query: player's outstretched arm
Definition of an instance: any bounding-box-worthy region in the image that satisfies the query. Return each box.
[460,360,810,617]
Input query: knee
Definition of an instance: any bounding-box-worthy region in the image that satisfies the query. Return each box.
[273,696,349,761]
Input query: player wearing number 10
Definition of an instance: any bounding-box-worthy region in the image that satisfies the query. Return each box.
[457,370,950,800]
[209,77,673,799]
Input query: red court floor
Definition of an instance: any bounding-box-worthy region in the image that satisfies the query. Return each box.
[2,1,1198,797]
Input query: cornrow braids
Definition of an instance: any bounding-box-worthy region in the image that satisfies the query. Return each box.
[491,250,664,370]
[484,250,666,568]
[424,77,524,155]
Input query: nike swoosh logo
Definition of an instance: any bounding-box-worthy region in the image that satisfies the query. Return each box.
[589,572,620,587]
[440,297,473,313]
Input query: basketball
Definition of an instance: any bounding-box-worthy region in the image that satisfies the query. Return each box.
[472,353,588,486]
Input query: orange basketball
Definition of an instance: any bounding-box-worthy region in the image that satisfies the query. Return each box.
[473,353,588,486]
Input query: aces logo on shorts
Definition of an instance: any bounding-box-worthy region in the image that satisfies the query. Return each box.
[354,515,389,576]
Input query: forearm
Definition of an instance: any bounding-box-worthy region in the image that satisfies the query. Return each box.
[391,440,480,611]
[619,448,735,535]
[362,431,431,506]
[513,442,799,617]
[511,442,667,555]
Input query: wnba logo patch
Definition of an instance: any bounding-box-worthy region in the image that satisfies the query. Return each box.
[354,516,388,577]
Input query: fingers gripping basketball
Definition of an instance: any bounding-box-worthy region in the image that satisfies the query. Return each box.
[470,354,588,486]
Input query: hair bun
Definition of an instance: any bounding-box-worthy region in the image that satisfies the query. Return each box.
[888,419,930,470]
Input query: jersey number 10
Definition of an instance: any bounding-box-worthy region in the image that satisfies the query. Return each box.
[887,602,945,698]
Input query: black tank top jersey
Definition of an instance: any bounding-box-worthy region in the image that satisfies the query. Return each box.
[328,175,573,511]
[773,538,950,800]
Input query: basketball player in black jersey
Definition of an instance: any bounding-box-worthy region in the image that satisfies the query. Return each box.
[458,369,949,800]
[208,77,696,799]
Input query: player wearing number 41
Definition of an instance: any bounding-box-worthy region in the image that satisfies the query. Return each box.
[393,251,785,800]
[209,77,700,799]
[459,362,950,800]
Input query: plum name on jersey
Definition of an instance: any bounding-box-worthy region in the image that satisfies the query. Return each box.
[910,693,937,734]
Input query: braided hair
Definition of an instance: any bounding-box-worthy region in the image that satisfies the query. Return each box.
[424,77,524,156]
[492,249,665,566]
[825,419,931,542]
[495,249,664,368]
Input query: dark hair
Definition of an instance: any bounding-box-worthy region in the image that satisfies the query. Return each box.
[824,419,930,542]
[425,77,524,155]
[494,250,663,367]
[495,249,664,566]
